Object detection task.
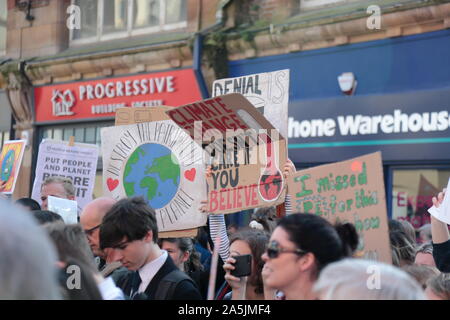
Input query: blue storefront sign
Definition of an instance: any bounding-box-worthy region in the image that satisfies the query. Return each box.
[228,29,450,165]
[288,87,450,163]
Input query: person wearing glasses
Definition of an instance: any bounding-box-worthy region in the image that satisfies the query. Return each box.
[99,197,202,300]
[80,197,128,281]
[261,213,358,300]
[40,176,76,210]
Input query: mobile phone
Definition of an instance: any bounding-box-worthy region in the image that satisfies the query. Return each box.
[230,254,252,277]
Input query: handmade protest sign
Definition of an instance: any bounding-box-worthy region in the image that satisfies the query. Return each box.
[115,105,171,126]
[31,139,99,211]
[165,93,287,214]
[0,140,26,194]
[113,106,202,237]
[212,69,289,140]
[102,119,208,232]
[287,152,392,264]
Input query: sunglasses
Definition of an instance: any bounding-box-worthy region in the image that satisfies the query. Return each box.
[266,240,307,259]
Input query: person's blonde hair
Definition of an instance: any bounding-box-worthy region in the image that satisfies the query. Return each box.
[426,273,450,300]
[42,176,75,197]
[403,264,440,289]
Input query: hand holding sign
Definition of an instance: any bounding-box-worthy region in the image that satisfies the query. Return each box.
[428,183,450,225]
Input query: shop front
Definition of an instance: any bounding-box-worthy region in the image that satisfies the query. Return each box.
[32,68,204,198]
[226,29,450,228]
[288,87,450,229]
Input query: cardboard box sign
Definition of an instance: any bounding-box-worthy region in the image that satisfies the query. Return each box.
[115,106,172,125]
[212,69,290,141]
[109,106,207,237]
[165,93,287,214]
[286,152,392,264]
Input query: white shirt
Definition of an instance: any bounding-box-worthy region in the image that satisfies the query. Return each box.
[137,250,168,293]
[98,277,125,300]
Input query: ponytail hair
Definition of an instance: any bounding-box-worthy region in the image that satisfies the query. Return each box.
[334,222,359,257]
[277,214,359,279]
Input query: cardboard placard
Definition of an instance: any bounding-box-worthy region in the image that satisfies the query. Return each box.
[103,117,208,232]
[212,69,290,140]
[287,152,392,264]
[31,139,99,212]
[158,227,198,239]
[115,106,172,125]
[0,140,26,194]
[114,106,204,237]
[165,93,287,214]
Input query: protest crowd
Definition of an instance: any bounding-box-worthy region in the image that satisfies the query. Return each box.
[0,151,449,301]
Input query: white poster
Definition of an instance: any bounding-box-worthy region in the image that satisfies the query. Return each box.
[32,139,99,212]
[48,196,78,224]
[101,120,208,232]
[428,177,450,225]
[212,69,290,140]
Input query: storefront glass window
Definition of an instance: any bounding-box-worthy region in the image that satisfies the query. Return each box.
[392,168,450,229]
[103,0,128,34]
[74,127,84,142]
[63,128,74,141]
[85,127,96,143]
[53,129,63,141]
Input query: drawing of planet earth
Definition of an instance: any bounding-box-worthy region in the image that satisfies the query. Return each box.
[123,143,180,209]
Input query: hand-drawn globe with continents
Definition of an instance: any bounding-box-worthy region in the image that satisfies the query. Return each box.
[1,149,15,182]
[123,143,180,209]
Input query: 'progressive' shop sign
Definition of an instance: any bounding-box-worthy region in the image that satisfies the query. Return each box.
[33,69,203,122]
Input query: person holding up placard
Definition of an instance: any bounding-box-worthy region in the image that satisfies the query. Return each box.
[40,176,76,210]
[261,213,358,300]
[429,188,450,272]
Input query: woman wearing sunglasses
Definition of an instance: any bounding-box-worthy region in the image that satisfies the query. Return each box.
[262,213,358,300]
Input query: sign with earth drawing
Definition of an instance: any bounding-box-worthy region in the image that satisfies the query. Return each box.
[101,121,208,232]
[0,140,26,194]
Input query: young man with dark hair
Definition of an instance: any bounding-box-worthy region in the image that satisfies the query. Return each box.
[100,197,202,300]
[15,198,41,211]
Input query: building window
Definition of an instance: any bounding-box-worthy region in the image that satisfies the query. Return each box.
[71,0,187,44]
[300,0,353,10]
[391,167,450,230]
[0,0,7,55]
[41,122,112,147]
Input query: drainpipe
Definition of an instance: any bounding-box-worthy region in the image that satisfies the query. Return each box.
[193,0,233,98]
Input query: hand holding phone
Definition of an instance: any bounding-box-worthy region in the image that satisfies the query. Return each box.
[230,254,252,277]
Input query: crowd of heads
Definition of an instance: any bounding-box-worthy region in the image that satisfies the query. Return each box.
[0,175,449,300]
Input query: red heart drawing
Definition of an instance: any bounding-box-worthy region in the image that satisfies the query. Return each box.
[184,168,196,182]
[351,161,363,173]
[107,178,119,191]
